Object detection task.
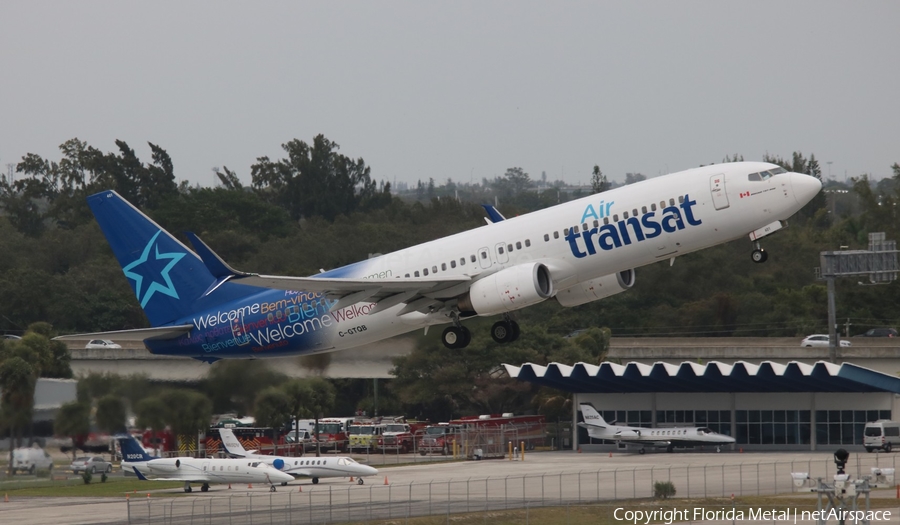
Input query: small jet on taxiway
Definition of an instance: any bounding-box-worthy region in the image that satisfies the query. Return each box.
[579,404,736,454]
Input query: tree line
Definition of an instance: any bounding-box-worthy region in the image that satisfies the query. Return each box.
[1,136,899,439]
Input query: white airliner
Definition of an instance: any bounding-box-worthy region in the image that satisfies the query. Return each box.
[579,404,736,454]
[218,428,378,485]
[116,434,294,492]
[59,162,821,360]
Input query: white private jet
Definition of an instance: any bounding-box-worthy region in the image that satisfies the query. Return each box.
[57,162,821,360]
[116,434,294,492]
[579,404,736,454]
[218,428,378,485]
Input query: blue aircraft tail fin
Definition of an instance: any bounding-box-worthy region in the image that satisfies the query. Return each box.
[87,190,258,326]
[115,434,157,462]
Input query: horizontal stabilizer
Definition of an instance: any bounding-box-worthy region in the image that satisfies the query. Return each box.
[54,324,194,342]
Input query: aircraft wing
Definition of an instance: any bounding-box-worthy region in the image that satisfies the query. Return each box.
[132,466,210,482]
[184,232,473,315]
[54,324,195,342]
[231,275,473,315]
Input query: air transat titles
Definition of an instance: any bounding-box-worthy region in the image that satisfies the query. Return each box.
[566,194,701,258]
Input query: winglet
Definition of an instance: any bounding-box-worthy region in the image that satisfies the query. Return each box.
[183,232,252,280]
[481,204,506,224]
[132,466,149,481]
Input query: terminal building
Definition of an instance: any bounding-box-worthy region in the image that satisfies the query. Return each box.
[503,360,900,451]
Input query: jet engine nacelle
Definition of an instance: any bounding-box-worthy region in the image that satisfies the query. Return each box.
[458,262,553,315]
[147,458,181,472]
[554,269,635,307]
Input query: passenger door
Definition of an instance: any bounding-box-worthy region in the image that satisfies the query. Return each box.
[710,174,729,210]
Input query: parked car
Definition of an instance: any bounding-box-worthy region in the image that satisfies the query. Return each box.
[69,456,113,474]
[855,328,898,338]
[800,335,851,347]
[84,339,122,349]
[11,447,54,474]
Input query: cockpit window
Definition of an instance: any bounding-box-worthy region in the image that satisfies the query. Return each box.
[748,172,761,181]
[770,167,786,175]
[759,170,772,179]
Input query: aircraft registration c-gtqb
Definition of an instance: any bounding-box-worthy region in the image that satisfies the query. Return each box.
[217,428,378,485]
[56,162,821,361]
[579,404,736,454]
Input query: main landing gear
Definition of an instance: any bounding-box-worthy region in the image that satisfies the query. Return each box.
[751,241,768,263]
[440,314,520,349]
[441,325,471,349]
[490,318,520,344]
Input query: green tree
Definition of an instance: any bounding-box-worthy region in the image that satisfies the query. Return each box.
[281,379,314,452]
[95,394,127,434]
[301,378,336,457]
[254,387,293,455]
[134,396,168,455]
[590,165,609,194]
[251,134,378,221]
[0,357,37,457]
[54,401,90,460]
[160,389,212,452]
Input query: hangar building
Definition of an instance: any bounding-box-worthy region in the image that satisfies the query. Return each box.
[503,360,900,451]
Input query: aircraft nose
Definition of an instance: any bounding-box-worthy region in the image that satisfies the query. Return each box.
[790,172,822,207]
[362,465,379,476]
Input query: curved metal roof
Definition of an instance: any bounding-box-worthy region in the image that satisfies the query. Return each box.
[502,361,900,394]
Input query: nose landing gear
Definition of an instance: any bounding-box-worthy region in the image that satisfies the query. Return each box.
[751,242,768,263]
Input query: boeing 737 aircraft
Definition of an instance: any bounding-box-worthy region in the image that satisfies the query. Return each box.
[116,434,294,492]
[56,162,821,360]
[579,404,736,454]
[218,428,378,485]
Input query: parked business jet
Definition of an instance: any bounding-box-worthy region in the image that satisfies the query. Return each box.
[579,404,735,454]
[56,162,820,360]
[218,428,378,485]
[116,434,294,492]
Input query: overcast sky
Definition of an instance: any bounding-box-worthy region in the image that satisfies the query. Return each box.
[2,2,898,189]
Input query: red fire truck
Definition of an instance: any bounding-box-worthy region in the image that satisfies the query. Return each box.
[376,418,428,453]
[418,413,545,455]
[312,417,355,453]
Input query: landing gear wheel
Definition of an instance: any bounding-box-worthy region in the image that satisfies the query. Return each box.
[751,248,768,263]
[357,478,364,485]
[638,448,646,455]
[312,477,319,485]
[184,485,193,493]
[442,326,471,349]
[201,483,209,492]
[270,485,277,492]
[491,321,518,343]
[509,320,520,342]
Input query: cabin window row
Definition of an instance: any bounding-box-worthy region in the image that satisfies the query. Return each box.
[406,255,475,278]
[496,239,532,255]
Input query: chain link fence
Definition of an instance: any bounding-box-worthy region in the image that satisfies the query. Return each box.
[124,453,900,524]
